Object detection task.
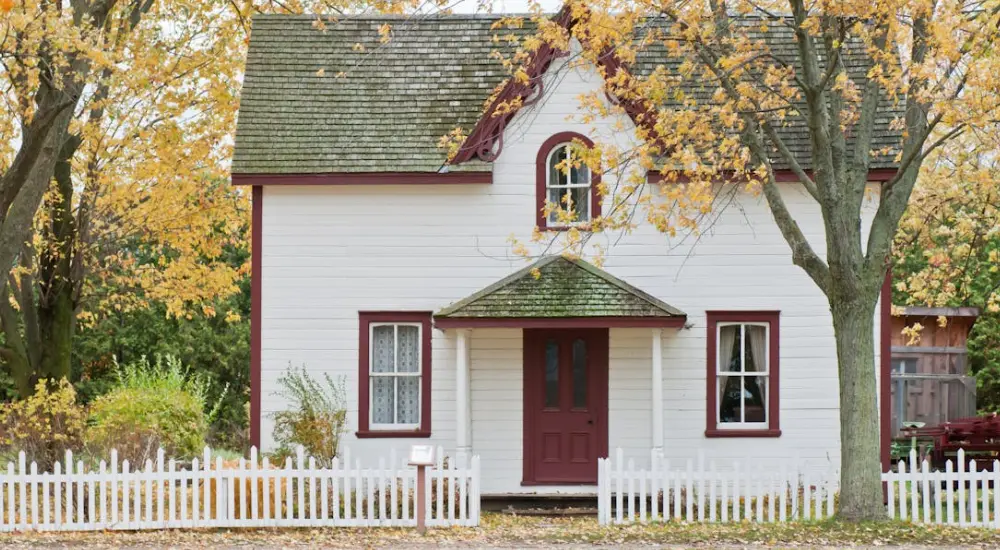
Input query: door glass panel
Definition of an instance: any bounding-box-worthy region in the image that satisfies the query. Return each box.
[572,338,587,408]
[544,339,559,408]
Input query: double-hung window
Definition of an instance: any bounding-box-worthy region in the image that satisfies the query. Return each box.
[546,143,592,224]
[358,312,431,437]
[535,132,602,230]
[370,323,422,428]
[706,311,781,437]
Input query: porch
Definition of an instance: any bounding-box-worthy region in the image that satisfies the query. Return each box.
[433,256,687,493]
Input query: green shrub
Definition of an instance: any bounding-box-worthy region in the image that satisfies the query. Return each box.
[86,355,222,464]
[271,365,347,464]
[0,379,86,470]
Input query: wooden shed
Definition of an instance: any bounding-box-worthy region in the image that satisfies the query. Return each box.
[890,306,980,437]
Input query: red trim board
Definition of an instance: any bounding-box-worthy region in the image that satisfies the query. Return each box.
[434,316,686,329]
[705,311,782,438]
[250,185,263,449]
[535,132,603,231]
[356,311,434,439]
[233,171,491,186]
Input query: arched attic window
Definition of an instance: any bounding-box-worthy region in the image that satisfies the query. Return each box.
[536,132,602,230]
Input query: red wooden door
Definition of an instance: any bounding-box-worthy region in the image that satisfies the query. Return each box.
[523,328,608,484]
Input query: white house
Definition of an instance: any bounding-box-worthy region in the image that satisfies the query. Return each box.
[232,11,897,495]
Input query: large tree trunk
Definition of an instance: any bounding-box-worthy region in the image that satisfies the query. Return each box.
[37,137,79,383]
[830,289,884,521]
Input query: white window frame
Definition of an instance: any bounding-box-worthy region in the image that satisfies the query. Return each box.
[368,322,422,431]
[716,321,770,430]
[545,142,592,224]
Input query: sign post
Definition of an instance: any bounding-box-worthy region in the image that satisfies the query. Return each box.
[408,445,435,534]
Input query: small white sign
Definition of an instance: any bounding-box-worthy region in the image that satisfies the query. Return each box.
[408,444,435,466]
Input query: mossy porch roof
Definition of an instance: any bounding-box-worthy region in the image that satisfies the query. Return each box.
[435,256,685,319]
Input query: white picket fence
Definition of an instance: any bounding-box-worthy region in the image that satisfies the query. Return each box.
[885,449,1000,527]
[0,446,480,532]
[598,448,838,525]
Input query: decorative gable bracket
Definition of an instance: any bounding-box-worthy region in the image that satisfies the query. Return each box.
[450,8,660,165]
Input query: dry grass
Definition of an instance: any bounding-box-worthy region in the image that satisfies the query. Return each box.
[3,513,1000,547]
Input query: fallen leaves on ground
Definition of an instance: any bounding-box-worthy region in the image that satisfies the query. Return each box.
[2,513,1000,548]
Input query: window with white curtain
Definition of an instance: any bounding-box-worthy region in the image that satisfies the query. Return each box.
[716,322,769,427]
[370,323,422,428]
[546,143,592,223]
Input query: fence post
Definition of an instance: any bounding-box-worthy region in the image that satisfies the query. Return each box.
[415,463,428,534]
[471,455,481,526]
[597,458,606,525]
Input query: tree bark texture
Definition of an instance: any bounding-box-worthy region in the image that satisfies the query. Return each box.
[829,289,885,521]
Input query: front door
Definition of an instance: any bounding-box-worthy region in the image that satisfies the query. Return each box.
[523,328,608,484]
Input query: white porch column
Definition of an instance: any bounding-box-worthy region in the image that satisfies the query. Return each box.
[651,328,664,453]
[456,329,472,461]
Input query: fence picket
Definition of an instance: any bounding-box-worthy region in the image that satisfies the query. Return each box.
[908,450,917,523]
[958,450,967,526]
[898,460,907,522]
[250,448,259,523]
[30,462,38,529]
[994,461,1000,529]
[308,457,317,524]
[110,451,118,526]
[921,458,930,524]
[933,466,942,524]
[18,452,25,530]
[981,467,989,527]
[946,459,955,524]
[969,457,978,526]
[53,462,61,529]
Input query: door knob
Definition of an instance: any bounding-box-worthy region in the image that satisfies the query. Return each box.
[587,419,594,425]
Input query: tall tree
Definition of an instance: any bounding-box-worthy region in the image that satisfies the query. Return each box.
[894,134,1000,413]
[484,0,1000,519]
[1,0,440,396]
[1,0,247,397]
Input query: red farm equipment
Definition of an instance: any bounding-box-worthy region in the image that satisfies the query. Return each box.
[900,414,1000,470]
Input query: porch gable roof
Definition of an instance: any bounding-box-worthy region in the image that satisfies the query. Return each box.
[434,256,685,328]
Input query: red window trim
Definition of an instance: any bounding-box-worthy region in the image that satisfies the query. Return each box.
[357,311,433,439]
[705,311,781,438]
[536,132,603,231]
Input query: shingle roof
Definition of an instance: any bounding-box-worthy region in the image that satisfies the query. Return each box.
[234,14,518,174]
[234,14,904,175]
[435,256,685,319]
[631,18,905,171]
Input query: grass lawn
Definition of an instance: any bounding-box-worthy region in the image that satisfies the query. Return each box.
[2,513,1000,547]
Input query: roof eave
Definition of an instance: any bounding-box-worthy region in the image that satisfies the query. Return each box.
[433,315,687,329]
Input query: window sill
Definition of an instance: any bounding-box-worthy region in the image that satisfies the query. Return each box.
[705,428,781,438]
[539,224,593,233]
[355,430,431,439]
